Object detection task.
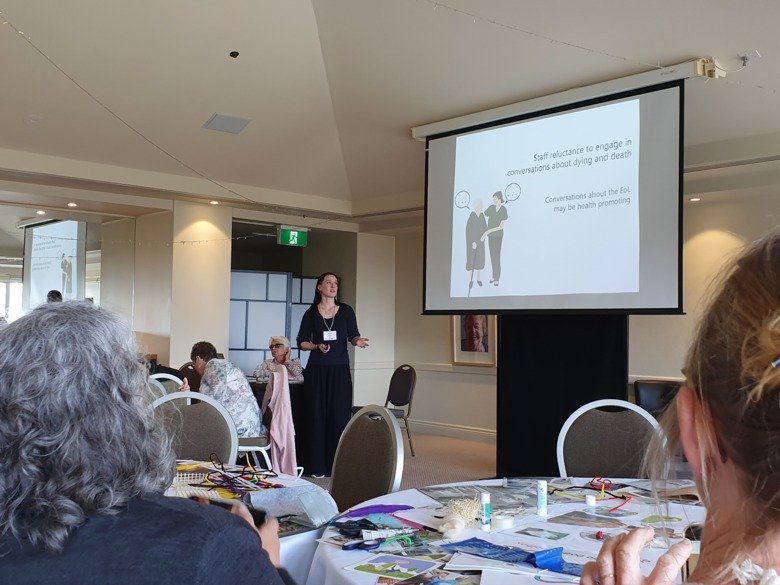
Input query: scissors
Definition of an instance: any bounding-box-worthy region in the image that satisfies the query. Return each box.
[333,519,378,538]
[341,538,384,551]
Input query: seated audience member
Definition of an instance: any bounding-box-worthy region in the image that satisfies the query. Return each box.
[46,289,62,303]
[0,302,289,584]
[253,336,299,476]
[582,229,780,585]
[253,336,304,385]
[187,341,264,439]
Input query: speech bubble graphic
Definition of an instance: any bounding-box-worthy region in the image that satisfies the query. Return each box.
[454,190,471,209]
[505,182,521,202]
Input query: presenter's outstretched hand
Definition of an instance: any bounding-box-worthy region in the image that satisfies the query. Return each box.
[317,343,331,353]
[580,528,691,585]
[353,337,369,348]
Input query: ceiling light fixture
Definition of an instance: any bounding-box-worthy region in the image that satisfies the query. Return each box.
[36,210,46,215]
[689,197,701,202]
[209,201,219,205]
[67,202,78,207]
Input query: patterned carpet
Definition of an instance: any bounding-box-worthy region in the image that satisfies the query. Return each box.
[306,433,496,492]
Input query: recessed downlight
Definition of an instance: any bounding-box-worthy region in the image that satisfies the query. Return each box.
[689,197,701,202]
[209,201,219,205]
[36,210,45,215]
[67,202,78,207]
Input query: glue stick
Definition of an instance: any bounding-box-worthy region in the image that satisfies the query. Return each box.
[480,492,491,531]
[537,480,548,517]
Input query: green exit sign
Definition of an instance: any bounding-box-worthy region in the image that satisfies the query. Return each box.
[277,225,309,247]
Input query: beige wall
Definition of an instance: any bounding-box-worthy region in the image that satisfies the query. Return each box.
[353,233,396,406]
[99,218,135,323]
[169,201,232,366]
[133,211,174,365]
[394,228,497,443]
[628,195,779,379]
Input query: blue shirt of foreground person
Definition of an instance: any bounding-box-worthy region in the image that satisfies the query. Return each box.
[0,302,293,585]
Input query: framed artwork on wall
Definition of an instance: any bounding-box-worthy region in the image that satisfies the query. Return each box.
[451,314,497,367]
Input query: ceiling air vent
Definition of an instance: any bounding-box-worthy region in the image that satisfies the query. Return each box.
[202,113,251,134]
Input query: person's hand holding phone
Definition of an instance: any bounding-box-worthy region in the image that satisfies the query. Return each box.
[232,503,280,567]
[189,497,279,567]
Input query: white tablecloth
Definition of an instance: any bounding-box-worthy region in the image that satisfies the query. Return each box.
[305,478,706,585]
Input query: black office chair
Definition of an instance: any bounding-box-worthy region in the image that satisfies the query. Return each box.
[634,379,680,419]
[179,361,201,392]
[352,364,417,456]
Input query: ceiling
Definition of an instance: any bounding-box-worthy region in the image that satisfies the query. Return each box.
[0,0,779,253]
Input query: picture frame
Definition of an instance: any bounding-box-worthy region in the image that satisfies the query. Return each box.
[451,315,497,367]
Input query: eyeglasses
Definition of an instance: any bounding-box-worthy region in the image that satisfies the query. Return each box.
[269,343,285,350]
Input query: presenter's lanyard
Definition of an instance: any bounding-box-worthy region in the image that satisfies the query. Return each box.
[323,315,337,341]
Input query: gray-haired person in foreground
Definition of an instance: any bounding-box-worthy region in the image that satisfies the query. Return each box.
[0,302,292,585]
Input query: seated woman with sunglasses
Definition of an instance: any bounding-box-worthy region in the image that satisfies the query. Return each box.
[581,229,780,585]
[0,302,292,584]
[252,336,301,476]
[253,336,304,386]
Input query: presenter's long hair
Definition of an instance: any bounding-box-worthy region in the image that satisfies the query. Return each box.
[311,271,341,307]
[0,302,174,553]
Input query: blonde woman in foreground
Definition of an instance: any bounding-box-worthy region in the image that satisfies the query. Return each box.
[582,229,780,585]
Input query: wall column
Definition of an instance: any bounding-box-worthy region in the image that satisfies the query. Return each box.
[353,233,396,406]
[169,201,232,366]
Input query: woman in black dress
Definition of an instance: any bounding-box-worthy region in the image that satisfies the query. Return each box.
[296,272,369,476]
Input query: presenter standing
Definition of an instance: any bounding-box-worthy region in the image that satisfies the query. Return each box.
[296,272,369,477]
[482,191,508,286]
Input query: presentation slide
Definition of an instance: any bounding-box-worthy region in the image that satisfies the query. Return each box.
[450,99,639,298]
[424,81,682,313]
[23,220,85,310]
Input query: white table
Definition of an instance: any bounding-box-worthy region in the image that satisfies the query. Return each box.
[305,478,706,585]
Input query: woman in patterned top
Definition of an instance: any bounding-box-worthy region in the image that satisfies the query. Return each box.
[186,341,264,439]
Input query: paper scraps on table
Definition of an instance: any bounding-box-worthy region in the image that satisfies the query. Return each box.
[546,510,625,529]
[392,567,482,584]
[344,553,438,580]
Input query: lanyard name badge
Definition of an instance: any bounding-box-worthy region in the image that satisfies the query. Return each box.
[323,316,337,341]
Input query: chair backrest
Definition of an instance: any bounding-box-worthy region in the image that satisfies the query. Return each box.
[556,399,660,478]
[153,391,238,463]
[633,379,680,419]
[151,373,183,394]
[330,405,404,512]
[385,364,417,411]
[179,362,202,392]
[148,378,168,400]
